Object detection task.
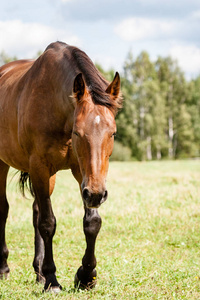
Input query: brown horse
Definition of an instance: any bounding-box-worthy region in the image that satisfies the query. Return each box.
[0,41,121,292]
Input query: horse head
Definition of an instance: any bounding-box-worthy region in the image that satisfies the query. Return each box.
[72,72,121,208]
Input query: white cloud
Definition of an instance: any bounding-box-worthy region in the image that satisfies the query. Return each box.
[190,10,200,19]
[114,16,200,78]
[115,17,178,41]
[169,45,200,78]
[0,20,80,58]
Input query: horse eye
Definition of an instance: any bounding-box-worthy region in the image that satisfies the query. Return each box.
[112,132,117,138]
[73,131,80,137]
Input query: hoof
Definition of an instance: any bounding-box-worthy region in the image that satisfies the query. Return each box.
[0,272,10,280]
[45,285,62,294]
[44,274,62,293]
[74,267,97,290]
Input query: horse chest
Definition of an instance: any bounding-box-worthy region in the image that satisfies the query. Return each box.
[45,137,75,171]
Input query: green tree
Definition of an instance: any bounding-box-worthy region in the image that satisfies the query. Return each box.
[121,51,167,160]
[117,52,138,158]
[186,76,200,156]
[155,56,194,158]
[150,82,167,159]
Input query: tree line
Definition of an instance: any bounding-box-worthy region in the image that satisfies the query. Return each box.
[1,50,200,161]
[98,52,200,161]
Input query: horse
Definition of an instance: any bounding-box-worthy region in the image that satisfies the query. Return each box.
[0,41,122,292]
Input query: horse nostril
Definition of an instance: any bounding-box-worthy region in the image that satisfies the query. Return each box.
[82,187,108,207]
[82,188,90,201]
[103,190,108,200]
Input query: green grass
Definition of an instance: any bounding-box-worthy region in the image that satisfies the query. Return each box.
[1,160,200,299]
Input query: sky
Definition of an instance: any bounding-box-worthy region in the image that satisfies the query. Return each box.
[0,0,200,79]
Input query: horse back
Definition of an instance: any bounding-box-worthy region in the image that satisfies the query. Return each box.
[0,59,34,77]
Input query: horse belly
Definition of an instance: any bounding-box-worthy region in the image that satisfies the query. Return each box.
[0,105,29,171]
[0,132,29,171]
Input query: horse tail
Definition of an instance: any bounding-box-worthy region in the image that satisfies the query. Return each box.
[19,172,35,197]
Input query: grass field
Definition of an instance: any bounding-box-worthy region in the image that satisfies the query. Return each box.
[0,160,200,299]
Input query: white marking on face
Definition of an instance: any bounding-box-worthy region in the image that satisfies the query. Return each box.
[94,115,101,125]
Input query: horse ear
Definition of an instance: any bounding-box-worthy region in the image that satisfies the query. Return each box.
[106,72,120,100]
[73,73,85,101]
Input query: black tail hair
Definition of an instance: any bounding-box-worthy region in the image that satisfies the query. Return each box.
[19,172,35,197]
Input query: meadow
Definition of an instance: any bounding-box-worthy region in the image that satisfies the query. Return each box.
[0,160,200,299]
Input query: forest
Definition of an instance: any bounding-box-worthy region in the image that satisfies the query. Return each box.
[98,52,200,161]
[1,50,200,161]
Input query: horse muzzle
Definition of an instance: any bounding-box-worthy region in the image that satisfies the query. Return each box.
[82,187,108,208]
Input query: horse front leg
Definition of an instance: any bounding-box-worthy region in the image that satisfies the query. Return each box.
[75,207,102,289]
[32,175,56,284]
[38,199,61,292]
[32,199,44,283]
[30,159,61,292]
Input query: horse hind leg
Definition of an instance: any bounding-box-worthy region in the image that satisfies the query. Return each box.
[0,160,10,279]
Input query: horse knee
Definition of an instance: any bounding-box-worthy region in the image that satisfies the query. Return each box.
[83,209,102,238]
[38,215,56,241]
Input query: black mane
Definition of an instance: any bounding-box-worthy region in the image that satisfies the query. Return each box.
[45,42,122,112]
[70,46,112,107]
